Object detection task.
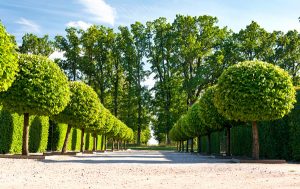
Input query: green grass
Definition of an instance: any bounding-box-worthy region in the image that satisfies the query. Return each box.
[127,145,177,151]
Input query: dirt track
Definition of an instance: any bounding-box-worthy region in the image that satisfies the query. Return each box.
[0,150,300,189]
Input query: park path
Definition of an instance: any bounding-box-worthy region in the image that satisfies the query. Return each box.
[0,150,300,188]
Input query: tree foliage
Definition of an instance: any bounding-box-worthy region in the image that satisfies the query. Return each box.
[53,81,100,128]
[0,21,18,92]
[0,54,70,116]
[214,61,296,122]
[19,33,54,57]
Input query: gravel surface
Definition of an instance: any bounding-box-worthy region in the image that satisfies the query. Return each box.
[0,150,300,189]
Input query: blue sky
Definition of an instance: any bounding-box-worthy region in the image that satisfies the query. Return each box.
[1,0,300,44]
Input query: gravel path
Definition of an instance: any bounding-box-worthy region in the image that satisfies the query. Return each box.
[0,150,300,189]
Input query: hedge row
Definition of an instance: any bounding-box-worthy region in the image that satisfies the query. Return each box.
[197,89,300,160]
[0,107,49,154]
[47,122,103,152]
[0,109,103,154]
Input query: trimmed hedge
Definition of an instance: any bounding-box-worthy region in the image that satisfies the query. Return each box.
[201,88,300,160]
[47,122,103,152]
[0,108,49,154]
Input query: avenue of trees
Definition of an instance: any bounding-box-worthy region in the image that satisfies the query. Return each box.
[17,15,300,145]
[170,61,296,159]
[1,14,300,156]
[0,22,134,155]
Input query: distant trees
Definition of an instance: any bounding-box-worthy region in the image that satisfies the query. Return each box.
[19,33,54,57]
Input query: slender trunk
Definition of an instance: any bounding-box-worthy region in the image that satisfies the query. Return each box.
[252,121,259,159]
[123,141,126,150]
[117,141,120,151]
[208,133,211,155]
[93,135,96,151]
[190,138,194,153]
[176,142,179,151]
[112,140,115,151]
[62,125,72,154]
[105,136,107,151]
[80,128,85,153]
[96,136,98,150]
[181,141,184,152]
[22,113,30,156]
[226,126,231,156]
[137,57,142,146]
[101,135,104,151]
[185,140,189,153]
[197,136,201,154]
[137,126,141,146]
[179,141,181,152]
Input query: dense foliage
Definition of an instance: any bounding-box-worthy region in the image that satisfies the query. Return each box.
[0,54,70,116]
[53,81,101,128]
[214,61,296,122]
[0,21,18,92]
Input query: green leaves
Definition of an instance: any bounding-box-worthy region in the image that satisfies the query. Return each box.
[0,54,70,116]
[0,21,18,92]
[52,81,100,128]
[214,60,296,122]
[19,33,54,57]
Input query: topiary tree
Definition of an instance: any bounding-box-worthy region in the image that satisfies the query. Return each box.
[0,22,18,92]
[0,54,70,155]
[53,81,101,153]
[186,101,205,154]
[214,60,296,159]
[198,86,227,155]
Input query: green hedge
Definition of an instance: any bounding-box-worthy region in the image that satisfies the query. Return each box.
[0,108,49,154]
[204,88,300,160]
[47,122,103,152]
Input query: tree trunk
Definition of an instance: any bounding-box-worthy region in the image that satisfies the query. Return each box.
[208,133,211,155]
[190,138,194,153]
[62,125,72,154]
[22,113,30,156]
[252,121,259,159]
[117,141,120,151]
[197,136,201,154]
[93,135,96,151]
[179,141,181,152]
[226,126,231,156]
[80,128,85,153]
[176,142,178,151]
[181,141,184,152]
[112,140,115,151]
[105,136,107,151]
[185,140,189,153]
[123,141,126,150]
[137,126,141,146]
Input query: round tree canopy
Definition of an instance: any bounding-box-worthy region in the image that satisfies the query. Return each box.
[53,81,101,128]
[0,22,18,92]
[198,86,225,132]
[186,101,205,137]
[0,54,70,115]
[214,60,296,122]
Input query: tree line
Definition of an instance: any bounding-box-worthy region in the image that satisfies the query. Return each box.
[0,22,134,156]
[13,15,300,145]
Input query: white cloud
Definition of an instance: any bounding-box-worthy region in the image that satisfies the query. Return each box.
[49,51,65,61]
[66,21,92,30]
[78,0,116,25]
[16,18,40,33]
